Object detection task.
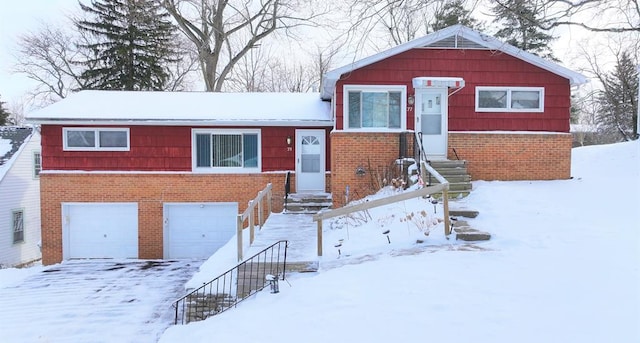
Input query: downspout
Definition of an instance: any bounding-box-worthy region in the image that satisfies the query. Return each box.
[636,64,639,139]
[448,84,465,97]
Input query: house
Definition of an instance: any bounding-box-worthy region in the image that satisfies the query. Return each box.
[26,25,587,265]
[0,127,42,268]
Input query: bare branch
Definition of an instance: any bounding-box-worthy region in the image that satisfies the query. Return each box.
[162,0,329,92]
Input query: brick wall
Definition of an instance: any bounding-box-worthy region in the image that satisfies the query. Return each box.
[449,132,572,180]
[40,173,290,265]
[330,131,414,208]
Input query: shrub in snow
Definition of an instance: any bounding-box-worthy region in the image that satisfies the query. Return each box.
[400,210,439,236]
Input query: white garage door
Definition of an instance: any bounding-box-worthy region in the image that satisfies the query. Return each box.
[163,203,238,259]
[62,203,138,260]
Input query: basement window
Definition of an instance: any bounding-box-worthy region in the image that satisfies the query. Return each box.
[63,128,130,151]
[476,87,544,112]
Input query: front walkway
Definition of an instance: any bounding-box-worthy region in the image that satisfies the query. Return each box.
[245,213,319,270]
[0,260,200,343]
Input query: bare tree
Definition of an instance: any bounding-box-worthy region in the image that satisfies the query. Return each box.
[341,0,436,51]
[579,37,638,141]
[491,0,639,33]
[12,22,90,104]
[165,35,202,91]
[226,45,273,92]
[6,100,26,126]
[162,0,326,92]
[13,17,198,102]
[226,41,340,92]
[380,0,431,45]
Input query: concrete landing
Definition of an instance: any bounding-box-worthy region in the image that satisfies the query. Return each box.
[245,213,319,272]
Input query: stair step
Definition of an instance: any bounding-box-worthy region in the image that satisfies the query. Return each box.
[450,209,479,218]
[428,167,469,175]
[428,160,467,168]
[285,193,332,214]
[429,174,471,183]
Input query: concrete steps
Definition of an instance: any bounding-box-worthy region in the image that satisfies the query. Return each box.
[426,160,472,198]
[284,193,332,214]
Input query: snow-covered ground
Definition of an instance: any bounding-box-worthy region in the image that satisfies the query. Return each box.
[160,140,639,343]
[0,260,201,343]
[0,141,638,343]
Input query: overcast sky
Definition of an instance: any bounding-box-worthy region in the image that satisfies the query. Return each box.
[0,0,79,108]
[0,1,625,114]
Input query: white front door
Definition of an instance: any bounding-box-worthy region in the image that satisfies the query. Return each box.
[416,89,448,160]
[295,129,325,193]
[163,203,237,259]
[62,203,138,260]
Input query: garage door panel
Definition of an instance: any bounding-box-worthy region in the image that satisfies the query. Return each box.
[164,203,237,259]
[63,203,138,259]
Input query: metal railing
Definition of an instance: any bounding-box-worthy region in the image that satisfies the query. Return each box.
[414,132,432,185]
[173,240,288,325]
[284,171,291,209]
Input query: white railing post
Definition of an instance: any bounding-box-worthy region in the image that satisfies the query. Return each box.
[317,220,323,257]
[248,200,255,244]
[258,190,264,229]
[237,214,243,262]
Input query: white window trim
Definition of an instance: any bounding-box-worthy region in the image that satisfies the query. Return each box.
[191,128,262,174]
[342,85,407,131]
[63,127,130,151]
[33,150,41,179]
[475,86,545,113]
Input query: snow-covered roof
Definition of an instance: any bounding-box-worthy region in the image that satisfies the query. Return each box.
[0,127,33,182]
[321,24,589,100]
[26,91,332,126]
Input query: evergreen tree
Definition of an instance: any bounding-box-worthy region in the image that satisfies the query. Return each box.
[0,96,10,126]
[596,50,638,141]
[490,0,557,60]
[77,0,178,90]
[432,0,483,32]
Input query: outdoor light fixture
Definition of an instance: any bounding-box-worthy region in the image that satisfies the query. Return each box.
[408,94,415,105]
[266,274,279,294]
[286,136,292,146]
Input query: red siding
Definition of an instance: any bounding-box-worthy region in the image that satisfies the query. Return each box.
[335,48,572,132]
[42,125,332,172]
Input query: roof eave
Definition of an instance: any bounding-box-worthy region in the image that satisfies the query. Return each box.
[26,118,334,127]
[320,25,588,99]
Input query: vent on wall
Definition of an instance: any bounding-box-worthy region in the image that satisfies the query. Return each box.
[424,35,485,49]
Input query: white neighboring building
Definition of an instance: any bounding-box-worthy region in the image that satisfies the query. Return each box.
[0,127,41,268]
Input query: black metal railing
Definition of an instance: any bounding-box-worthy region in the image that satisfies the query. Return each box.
[284,171,291,209]
[172,240,288,325]
[414,132,432,185]
[451,147,460,160]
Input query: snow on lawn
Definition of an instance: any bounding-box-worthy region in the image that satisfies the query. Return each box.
[161,140,639,343]
[0,264,43,288]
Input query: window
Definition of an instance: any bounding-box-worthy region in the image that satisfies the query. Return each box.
[343,85,406,130]
[12,210,24,244]
[476,87,544,112]
[33,151,41,178]
[193,129,260,172]
[63,128,130,151]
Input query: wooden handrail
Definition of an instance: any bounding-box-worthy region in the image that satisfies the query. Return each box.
[312,160,451,256]
[237,183,273,261]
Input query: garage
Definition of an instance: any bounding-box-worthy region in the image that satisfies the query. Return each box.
[62,203,138,260]
[163,203,238,259]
